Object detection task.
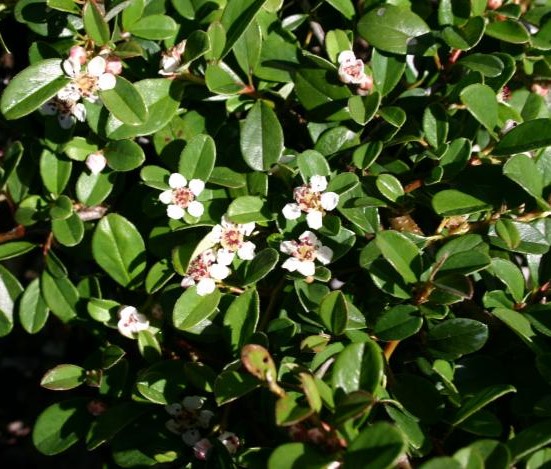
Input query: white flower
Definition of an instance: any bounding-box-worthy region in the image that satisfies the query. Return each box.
[198,410,214,428]
[183,428,201,446]
[193,438,213,460]
[181,249,231,296]
[337,50,367,85]
[117,306,149,339]
[39,98,86,129]
[159,40,187,76]
[159,173,205,220]
[218,431,240,455]
[85,151,107,175]
[282,175,339,229]
[210,216,256,263]
[62,55,116,102]
[280,231,333,277]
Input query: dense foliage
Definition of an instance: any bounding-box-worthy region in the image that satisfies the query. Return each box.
[2,0,551,467]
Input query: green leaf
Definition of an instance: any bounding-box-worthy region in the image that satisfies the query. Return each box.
[178,134,216,181]
[485,19,529,44]
[52,212,84,247]
[490,258,525,303]
[375,230,422,284]
[100,76,148,126]
[214,370,260,405]
[173,286,221,331]
[492,307,537,349]
[495,219,521,250]
[0,265,23,337]
[92,214,147,289]
[39,148,71,196]
[223,289,259,354]
[40,364,86,390]
[460,84,498,134]
[220,0,267,58]
[326,0,355,19]
[40,270,78,323]
[76,170,115,206]
[126,14,177,40]
[376,174,404,203]
[319,290,348,335]
[83,0,110,45]
[348,92,381,125]
[19,278,49,334]
[0,141,23,188]
[267,443,334,469]
[145,259,174,294]
[241,248,279,285]
[374,305,422,341]
[494,119,551,156]
[458,54,504,77]
[358,5,431,55]
[182,30,210,66]
[106,79,184,140]
[104,139,145,172]
[423,103,449,148]
[508,419,551,463]
[432,189,492,216]
[297,150,330,182]
[241,100,283,171]
[442,16,485,50]
[275,391,314,426]
[332,339,384,394]
[451,384,517,426]
[121,0,144,30]
[344,422,407,469]
[0,241,36,260]
[1,59,70,120]
[427,318,488,359]
[33,399,91,455]
[233,20,261,74]
[205,62,245,94]
[227,196,272,223]
[503,154,546,206]
[371,49,405,96]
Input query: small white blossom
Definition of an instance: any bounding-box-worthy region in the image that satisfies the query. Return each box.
[62,55,116,103]
[181,249,231,296]
[159,40,187,76]
[193,438,213,460]
[282,175,339,229]
[117,306,149,339]
[85,151,107,175]
[280,231,333,276]
[159,173,205,220]
[337,50,368,85]
[39,98,86,129]
[210,216,256,263]
[218,431,240,455]
[182,428,201,446]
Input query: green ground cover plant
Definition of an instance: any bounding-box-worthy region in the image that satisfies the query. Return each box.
[2,0,551,467]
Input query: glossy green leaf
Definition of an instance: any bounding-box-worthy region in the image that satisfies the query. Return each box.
[485,19,529,44]
[227,196,272,223]
[376,174,404,203]
[432,189,492,216]
[1,59,70,120]
[83,0,110,45]
[220,0,266,58]
[214,370,260,405]
[358,5,431,55]
[428,318,488,359]
[0,241,36,260]
[461,84,498,133]
[371,49,405,96]
[223,289,259,354]
[508,419,551,463]
[92,214,147,289]
[374,305,422,341]
[178,134,216,181]
[18,278,49,334]
[241,100,283,171]
[490,258,525,303]
[319,290,348,335]
[423,103,449,148]
[451,384,517,426]
[40,270,78,323]
[442,16,485,50]
[348,92,381,125]
[332,339,384,394]
[241,248,279,285]
[127,14,177,40]
[0,265,22,337]
[375,230,422,284]
[267,443,334,469]
[275,391,314,426]
[52,212,84,247]
[173,286,221,331]
[459,54,504,77]
[104,139,145,172]
[100,76,148,126]
[76,170,115,206]
[40,364,86,390]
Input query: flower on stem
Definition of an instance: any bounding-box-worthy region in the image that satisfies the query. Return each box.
[159,40,187,76]
[158,173,205,220]
[280,231,333,276]
[210,216,256,263]
[218,431,240,454]
[85,151,107,175]
[61,55,116,103]
[282,175,339,230]
[193,438,213,460]
[181,249,231,296]
[39,97,86,129]
[337,50,373,93]
[165,395,215,442]
[117,306,149,339]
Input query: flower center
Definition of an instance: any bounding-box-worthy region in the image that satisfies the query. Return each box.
[75,74,99,99]
[342,62,363,80]
[220,227,244,251]
[173,187,195,208]
[294,185,322,212]
[292,239,317,261]
[187,251,215,281]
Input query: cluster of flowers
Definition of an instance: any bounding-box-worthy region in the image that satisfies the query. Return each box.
[41,46,121,129]
[337,50,373,94]
[165,396,239,461]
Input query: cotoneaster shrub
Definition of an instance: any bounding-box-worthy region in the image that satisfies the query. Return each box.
[1,0,551,467]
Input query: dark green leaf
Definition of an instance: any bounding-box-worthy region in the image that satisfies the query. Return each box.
[173,286,221,331]
[100,76,148,126]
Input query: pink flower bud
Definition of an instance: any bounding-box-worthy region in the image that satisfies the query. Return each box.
[105,56,123,75]
[86,152,107,175]
[69,46,87,65]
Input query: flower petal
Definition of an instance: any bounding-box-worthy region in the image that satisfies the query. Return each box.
[309,175,328,192]
[297,260,316,276]
[196,278,216,296]
[198,410,214,428]
[168,172,187,189]
[188,178,205,196]
[316,245,333,265]
[73,103,87,122]
[299,230,318,245]
[187,201,204,218]
[85,152,107,175]
[282,203,302,220]
[337,50,356,64]
[87,56,107,77]
[40,101,57,116]
[237,241,256,260]
[98,72,116,90]
[119,305,138,321]
[320,192,339,211]
[209,263,230,280]
[58,113,76,129]
[216,249,235,266]
[306,210,323,230]
[280,241,297,255]
[210,224,223,242]
[181,276,196,288]
[167,204,185,219]
[182,428,201,446]
[159,189,173,205]
[282,257,299,272]
[241,221,255,236]
[62,59,78,77]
